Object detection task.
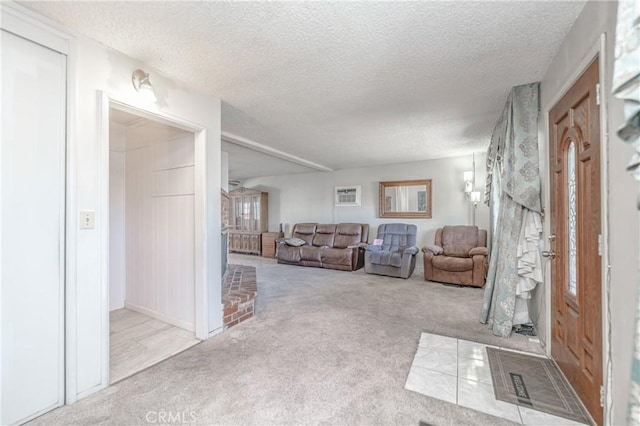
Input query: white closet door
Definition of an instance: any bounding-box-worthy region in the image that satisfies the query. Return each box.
[1,30,66,425]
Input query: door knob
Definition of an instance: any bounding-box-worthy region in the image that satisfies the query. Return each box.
[542,250,556,259]
[548,234,556,242]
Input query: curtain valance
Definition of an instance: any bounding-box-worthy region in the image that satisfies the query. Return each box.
[484,83,541,212]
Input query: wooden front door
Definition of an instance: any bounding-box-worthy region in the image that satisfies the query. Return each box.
[549,57,602,425]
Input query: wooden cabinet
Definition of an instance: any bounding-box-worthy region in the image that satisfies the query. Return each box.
[262,232,284,258]
[228,187,268,255]
[221,189,230,229]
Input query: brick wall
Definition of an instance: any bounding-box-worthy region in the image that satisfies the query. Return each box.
[222,265,257,330]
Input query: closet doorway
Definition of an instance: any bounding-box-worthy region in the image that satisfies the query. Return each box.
[108,107,200,383]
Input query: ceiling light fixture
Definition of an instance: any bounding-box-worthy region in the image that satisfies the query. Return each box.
[132,69,157,103]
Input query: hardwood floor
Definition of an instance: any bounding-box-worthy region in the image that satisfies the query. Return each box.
[109,308,200,384]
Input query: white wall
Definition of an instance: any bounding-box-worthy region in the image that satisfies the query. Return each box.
[242,153,490,266]
[221,150,229,192]
[532,1,638,424]
[124,125,196,331]
[108,122,126,311]
[65,34,222,399]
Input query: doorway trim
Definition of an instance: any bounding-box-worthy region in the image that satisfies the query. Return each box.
[542,33,611,421]
[97,91,210,387]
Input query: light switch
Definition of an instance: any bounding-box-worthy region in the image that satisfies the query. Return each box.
[80,210,95,229]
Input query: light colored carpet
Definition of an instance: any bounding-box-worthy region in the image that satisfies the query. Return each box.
[32,256,543,425]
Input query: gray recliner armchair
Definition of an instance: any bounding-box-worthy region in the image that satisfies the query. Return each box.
[364,223,418,279]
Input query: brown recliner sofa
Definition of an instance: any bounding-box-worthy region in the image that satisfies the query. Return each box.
[422,225,489,287]
[276,223,369,271]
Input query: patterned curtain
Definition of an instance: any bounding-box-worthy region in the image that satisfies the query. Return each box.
[480,83,542,337]
[612,0,640,423]
[484,102,507,206]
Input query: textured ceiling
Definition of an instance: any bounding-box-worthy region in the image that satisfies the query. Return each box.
[221,140,317,180]
[23,1,585,175]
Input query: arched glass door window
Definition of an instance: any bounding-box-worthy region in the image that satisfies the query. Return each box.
[567,141,577,296]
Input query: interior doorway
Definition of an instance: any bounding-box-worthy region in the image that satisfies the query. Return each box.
[548,57,603,425]
[108,107,200,383]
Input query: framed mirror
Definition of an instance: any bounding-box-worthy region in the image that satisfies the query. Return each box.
[379,179,432,218]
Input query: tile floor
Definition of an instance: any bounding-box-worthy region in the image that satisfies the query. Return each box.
[405,332,589,425]
[110,308,200,384]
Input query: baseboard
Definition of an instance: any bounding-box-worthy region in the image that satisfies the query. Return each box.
[109,302,125,313]
[208,326,223,338]
[124,302,195,332]
[76,381,107,401]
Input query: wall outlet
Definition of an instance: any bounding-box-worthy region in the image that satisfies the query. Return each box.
[80,210,95,229]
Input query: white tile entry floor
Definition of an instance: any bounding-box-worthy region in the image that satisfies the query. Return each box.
[405,333,589,425]
[110,308,200,384]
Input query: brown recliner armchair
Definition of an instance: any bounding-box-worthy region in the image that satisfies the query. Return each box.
[422,226,489,287]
